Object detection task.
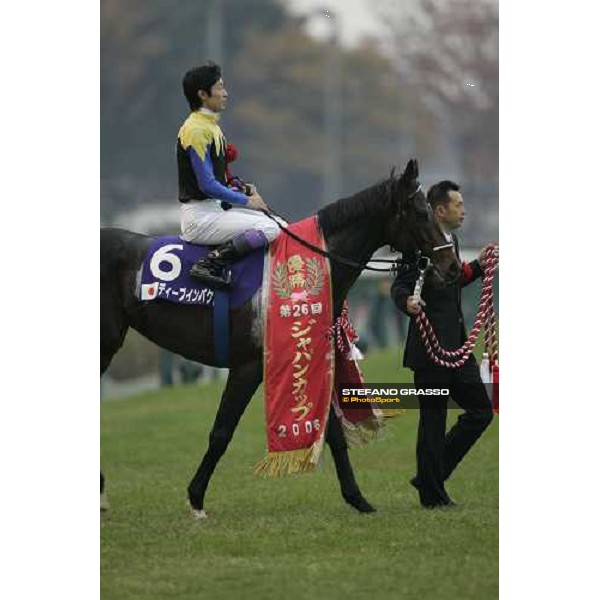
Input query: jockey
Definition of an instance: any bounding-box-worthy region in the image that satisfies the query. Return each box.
[178,62,284,289]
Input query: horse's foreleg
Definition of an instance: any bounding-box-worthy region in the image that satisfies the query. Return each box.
[100,471,109,512]
[326,409,376,513]
[187,359,262,515]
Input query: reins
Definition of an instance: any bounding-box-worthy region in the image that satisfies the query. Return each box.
[261,181,431,273]
[263,209,400,272]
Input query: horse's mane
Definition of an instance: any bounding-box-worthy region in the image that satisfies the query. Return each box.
[317,175,396,235]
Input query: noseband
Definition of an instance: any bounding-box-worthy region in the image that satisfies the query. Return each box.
[432,242,454,253]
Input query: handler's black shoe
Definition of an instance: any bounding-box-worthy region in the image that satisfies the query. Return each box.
[411,476,457,508]
[423,500,458,509]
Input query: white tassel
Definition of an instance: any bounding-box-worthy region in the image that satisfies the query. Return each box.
[480,352,491,384]
[347,343,364,361]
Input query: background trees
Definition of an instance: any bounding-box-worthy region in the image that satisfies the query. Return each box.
[101,0,497,244]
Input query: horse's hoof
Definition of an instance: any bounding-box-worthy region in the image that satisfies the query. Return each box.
[187,500,208,520]
[100,494,110,512]
[343,493,377,514]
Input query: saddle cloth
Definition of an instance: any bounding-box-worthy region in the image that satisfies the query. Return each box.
[137,235,264,309]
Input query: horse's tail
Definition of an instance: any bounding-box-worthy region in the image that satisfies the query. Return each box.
[100,228,151,374]
[101,228,146,272]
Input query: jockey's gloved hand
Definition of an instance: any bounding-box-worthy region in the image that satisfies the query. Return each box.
[247,192,269,213]
[227,176,246,193]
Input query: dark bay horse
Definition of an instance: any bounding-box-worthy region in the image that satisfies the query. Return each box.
[100,159,459,517]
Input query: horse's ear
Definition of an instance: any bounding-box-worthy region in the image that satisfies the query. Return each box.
[405,158,419,179]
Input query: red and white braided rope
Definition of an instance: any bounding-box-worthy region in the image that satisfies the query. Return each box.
[415,245,498,368]
[329,303,359,355]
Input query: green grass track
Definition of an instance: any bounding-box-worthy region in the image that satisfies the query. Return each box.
[101,348,498,600]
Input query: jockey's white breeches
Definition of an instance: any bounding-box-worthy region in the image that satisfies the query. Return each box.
[180,199,286,245]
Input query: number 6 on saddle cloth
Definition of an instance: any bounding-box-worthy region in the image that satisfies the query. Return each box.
[137,235,266,366]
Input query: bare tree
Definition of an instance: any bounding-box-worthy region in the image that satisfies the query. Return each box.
[375,0,498,183]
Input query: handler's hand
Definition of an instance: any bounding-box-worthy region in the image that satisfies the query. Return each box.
[247,192,269,212]
[478,244,499,270]
[406,295,426,315]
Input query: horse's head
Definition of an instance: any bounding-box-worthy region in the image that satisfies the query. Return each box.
[387,159,460,287]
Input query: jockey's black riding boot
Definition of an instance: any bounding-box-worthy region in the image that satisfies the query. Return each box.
[189,241,238,289]
[189,232,264,290]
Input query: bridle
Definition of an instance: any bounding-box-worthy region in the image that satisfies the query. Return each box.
[432,242,455,252]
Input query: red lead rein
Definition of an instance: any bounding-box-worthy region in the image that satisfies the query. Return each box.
[415,244,499,369]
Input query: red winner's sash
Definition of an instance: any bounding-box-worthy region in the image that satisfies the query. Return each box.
[256,216,383,477]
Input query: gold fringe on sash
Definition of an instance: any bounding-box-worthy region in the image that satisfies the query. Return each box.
[253,447,322,478]
[339,415,386,447]
[380,408,408,419]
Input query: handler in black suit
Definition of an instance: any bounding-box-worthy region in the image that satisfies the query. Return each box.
[391,180,495,508]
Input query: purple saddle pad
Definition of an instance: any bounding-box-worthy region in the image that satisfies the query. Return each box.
[138,235,264,309]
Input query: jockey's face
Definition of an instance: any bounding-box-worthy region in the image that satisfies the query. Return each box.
[199,78,228,113]
[435,190,465,231]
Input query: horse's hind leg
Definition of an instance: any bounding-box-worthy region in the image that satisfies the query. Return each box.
[100,289,129,512]
[100,472,109,512]
[187,358,262,517]
[326,409,376,513]
[100,301,129,375]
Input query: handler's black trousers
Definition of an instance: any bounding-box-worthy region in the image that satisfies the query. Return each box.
[413,356,493,507]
